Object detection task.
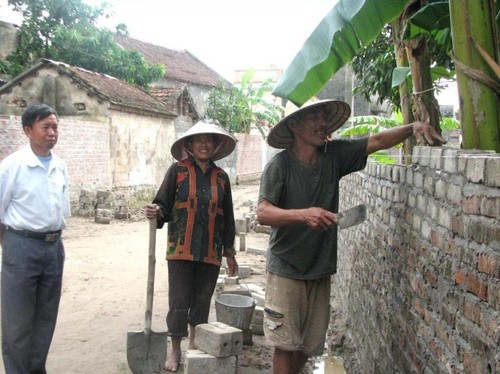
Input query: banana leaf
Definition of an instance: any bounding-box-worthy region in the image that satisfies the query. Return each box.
[272,0,409,106]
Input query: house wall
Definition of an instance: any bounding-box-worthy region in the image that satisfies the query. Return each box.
[154,78,213,119]
[234,133,264,182]
[0,114,109,211]
[332,147,499,374]
[0,67,110,118]
[0,113,261,214]
[109,109,175,190]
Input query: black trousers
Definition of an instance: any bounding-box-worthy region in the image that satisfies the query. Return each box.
[166,260,220,337]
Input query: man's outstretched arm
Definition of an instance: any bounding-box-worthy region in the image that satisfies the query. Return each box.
[366,121,446,155]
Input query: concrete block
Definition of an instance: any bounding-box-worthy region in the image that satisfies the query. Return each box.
[94,216,111,224]
[225,276,239,285]
[184,349,237,374]
[242,328,253,345]
[209,321,244,356]
[251,306,264,326]
[237,265,253,278]
[215,278,225,293]
[250,323,264,335]
[246,246,267,256]
[195,323,240,357]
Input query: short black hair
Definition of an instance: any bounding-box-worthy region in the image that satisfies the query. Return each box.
[21,104,58,128]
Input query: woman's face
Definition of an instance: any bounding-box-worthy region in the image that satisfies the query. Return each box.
[189,134,217,162]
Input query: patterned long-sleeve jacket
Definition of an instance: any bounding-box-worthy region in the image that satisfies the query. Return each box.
[153,156,236,266]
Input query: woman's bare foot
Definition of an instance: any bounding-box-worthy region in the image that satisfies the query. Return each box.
[163,349,181,372]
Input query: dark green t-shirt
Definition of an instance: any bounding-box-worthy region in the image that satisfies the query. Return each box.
[259,138,368,280]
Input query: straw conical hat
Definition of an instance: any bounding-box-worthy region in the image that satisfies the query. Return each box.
[171,120,237,161]
[267,99,351,149]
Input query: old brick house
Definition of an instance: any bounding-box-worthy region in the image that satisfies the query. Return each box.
[0,30,263,215]
[114,35,232,124]
[0,58,182,210]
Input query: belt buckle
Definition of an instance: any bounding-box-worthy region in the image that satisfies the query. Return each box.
[45,233,58,242]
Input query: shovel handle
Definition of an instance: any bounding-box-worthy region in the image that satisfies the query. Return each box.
[145,218,157,333]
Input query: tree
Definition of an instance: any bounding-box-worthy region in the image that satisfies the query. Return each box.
[206,70,284,136]
[273,0,499,152]
[4,0,164,88]
[449,0,499,151]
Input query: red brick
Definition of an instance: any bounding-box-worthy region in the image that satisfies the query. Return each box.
[451,213,464,235]
[462,195,480,214]
[466,273,488,300]
[455,271,466,285]
[478,252,499,277]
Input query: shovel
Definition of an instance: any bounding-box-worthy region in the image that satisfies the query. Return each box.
[127,218,167,374]
[337,204,367,229]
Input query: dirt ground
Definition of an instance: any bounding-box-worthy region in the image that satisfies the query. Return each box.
[0,180,349,374]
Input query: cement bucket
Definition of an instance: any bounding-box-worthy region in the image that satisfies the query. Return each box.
[215,293,256,330]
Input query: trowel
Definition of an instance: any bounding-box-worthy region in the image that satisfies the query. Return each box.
[337,204,367,229]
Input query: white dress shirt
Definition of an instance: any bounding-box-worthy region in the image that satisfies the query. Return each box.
[0,145,70,232]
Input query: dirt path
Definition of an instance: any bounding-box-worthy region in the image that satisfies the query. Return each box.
[0,181,348,373]
[1,181,277,374]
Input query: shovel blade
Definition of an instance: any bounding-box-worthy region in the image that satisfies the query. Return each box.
[127,330,168,374]
[338,204,367,229]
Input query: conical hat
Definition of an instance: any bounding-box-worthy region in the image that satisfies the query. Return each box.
[171,120,237,161]
[267,99,351,149]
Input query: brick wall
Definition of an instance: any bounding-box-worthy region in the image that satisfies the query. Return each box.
[333,147,499,374]
[0,115,109,209]
[234,133,264,182]
[1,115,261,214]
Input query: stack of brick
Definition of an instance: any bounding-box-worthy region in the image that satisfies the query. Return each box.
[78,188,114,224]
[245,284,266,335]
[94,190,113,224]
[184,322,243,373]
[78,188,96,217]
[113,191,130,219]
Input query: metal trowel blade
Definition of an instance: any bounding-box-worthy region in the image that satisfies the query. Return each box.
[337,204,367,229]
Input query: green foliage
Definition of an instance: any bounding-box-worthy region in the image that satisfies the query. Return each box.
[351,26,401,111]
[352,24,454,113]
[440,116,460,131]
[206,70,284,136]
[3,0,164,88]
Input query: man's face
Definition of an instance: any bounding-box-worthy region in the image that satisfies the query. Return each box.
[24,114,59,157]
[290,106,329,146]
[189,134,216,162]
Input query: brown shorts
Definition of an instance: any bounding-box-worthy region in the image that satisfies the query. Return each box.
[263,272,331,356]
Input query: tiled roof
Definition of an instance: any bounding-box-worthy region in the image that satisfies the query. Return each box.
[1,59,174,116]
[115,35,230,88]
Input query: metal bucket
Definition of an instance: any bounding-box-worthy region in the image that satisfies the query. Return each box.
[215,293,256,330]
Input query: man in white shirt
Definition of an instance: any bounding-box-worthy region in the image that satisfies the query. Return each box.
[0,103,70,374]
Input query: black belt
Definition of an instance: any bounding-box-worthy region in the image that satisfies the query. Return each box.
[5,226,62,243]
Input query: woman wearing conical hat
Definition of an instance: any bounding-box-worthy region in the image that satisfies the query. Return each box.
[145,119,238,372]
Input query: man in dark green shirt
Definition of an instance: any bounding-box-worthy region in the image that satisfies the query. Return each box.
[258,99,445,374]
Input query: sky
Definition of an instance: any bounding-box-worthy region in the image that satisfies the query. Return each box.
[0,0,336,81]
[0,0,457,106]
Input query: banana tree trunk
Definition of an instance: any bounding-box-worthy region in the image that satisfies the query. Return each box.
[449,0,500,152]
[393,19,416,164]
[405,36,442,132]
